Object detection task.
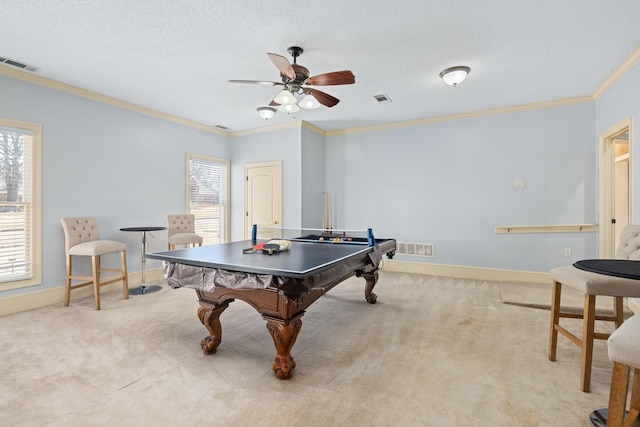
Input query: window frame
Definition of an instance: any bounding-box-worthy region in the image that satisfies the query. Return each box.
[186,153,230,244]
[0,118,42,291]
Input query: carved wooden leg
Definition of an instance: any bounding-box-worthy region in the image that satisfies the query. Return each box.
[362,269,379,304]
[197,301,230,355]
[265,315,303,380]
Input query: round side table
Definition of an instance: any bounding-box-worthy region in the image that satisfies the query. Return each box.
[120,226,167,295]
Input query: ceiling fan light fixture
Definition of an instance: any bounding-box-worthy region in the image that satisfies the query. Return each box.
[256,106,276,120]
[278,103,300,114]
[439,66,470,86]
[274,89,297,105]
[298,94,321,109]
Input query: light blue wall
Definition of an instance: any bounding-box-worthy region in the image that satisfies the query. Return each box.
[326,102,598,272]
[0,76,229,297]
[301,127,325,228]
[229,126,302,240]
[596,62,640,223]
[1,59,638,300]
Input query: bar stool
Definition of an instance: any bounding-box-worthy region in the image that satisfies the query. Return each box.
[60,217,129,310]
[603,314,640,426]
[167,214,203,250]
[548,224,640,392]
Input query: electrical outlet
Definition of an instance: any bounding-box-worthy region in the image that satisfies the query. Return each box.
[564,248,572,257]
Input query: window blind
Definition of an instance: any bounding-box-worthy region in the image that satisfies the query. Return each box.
[187,154,229,245]
[0,127,32,283]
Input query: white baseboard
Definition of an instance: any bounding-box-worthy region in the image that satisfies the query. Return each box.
[0,262,551,317]
[0,268,165,316]
[382,259,550,283]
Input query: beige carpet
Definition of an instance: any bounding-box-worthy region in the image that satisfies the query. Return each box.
[0,272,621,426]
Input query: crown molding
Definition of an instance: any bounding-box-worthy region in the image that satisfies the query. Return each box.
[301,120,327,136]
[0,64,227,136]
[227,120,327,138]
[228,120,304,137]
[4,41,639,138]
[325,95,594,136]
[592,44,640,99]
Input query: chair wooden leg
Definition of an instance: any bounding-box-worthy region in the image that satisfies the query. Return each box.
[581,294,596,392]
[92,255,101,310]
[549,281,562,361]
[121,250,129,300]
[614,296,624,328]
[607,362,630,427]
[65,255,72,307]
[626,368,640,427]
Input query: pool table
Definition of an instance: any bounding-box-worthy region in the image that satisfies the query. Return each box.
[146,233,396,379]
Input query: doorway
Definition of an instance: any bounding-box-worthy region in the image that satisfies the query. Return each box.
[599,118,632,257]
[244,161,282,239]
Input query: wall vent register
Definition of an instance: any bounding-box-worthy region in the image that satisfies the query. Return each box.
[396,242,434,257]
[0,56,38,72]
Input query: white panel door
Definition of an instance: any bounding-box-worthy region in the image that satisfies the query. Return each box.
[245,161,282,239]
[599,120,631,257]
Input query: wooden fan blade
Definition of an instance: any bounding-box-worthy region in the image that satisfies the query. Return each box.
[308,89,340,107]
[228,79,282,85]
[267,53,295,80]
[306,70,355,86]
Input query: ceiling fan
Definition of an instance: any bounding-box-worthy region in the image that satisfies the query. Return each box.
[229,46,355,118]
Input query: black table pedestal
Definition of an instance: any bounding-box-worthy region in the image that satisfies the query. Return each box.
[120,226,167,295]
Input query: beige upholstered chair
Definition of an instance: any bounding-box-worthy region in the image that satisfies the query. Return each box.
[167,214,203,250]
[60,217,129,310]
[549,224,640,392]
[603,313,640,426]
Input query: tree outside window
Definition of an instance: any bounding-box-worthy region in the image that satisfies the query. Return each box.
[0,121,40,288]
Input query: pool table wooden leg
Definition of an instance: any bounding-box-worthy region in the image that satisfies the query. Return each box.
[264,314,303,380]
[198,301,230,355]
[362,270,379,304]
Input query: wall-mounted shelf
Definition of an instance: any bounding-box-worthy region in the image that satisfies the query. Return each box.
[495,224,598,234]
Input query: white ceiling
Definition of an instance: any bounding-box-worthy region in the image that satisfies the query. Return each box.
[3,1,640,133]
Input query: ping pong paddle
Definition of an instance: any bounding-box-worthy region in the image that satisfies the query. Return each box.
[243,240,291,255]
[242,243,265,254]
[262,243,280,255]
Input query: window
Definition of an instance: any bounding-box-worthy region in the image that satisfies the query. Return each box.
[187,153,229,245]
[0,119,41,290]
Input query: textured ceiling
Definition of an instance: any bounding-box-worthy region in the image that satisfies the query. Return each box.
[2,0,640,133]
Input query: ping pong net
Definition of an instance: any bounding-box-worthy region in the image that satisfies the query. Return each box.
[252,225,376,246]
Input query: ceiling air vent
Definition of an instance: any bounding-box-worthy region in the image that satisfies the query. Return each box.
[214,125,230,130]
[373,93,392,104]
[0,56,38,72]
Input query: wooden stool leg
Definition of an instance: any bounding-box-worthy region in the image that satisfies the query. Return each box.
[614,296,624,328]
[121,250,129,300]
[581,294,596,392]
[549,281,562,361]
[607,362,630,427]
[624,368,640,427]
[92,255,101,310]
[65,255,72,307]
